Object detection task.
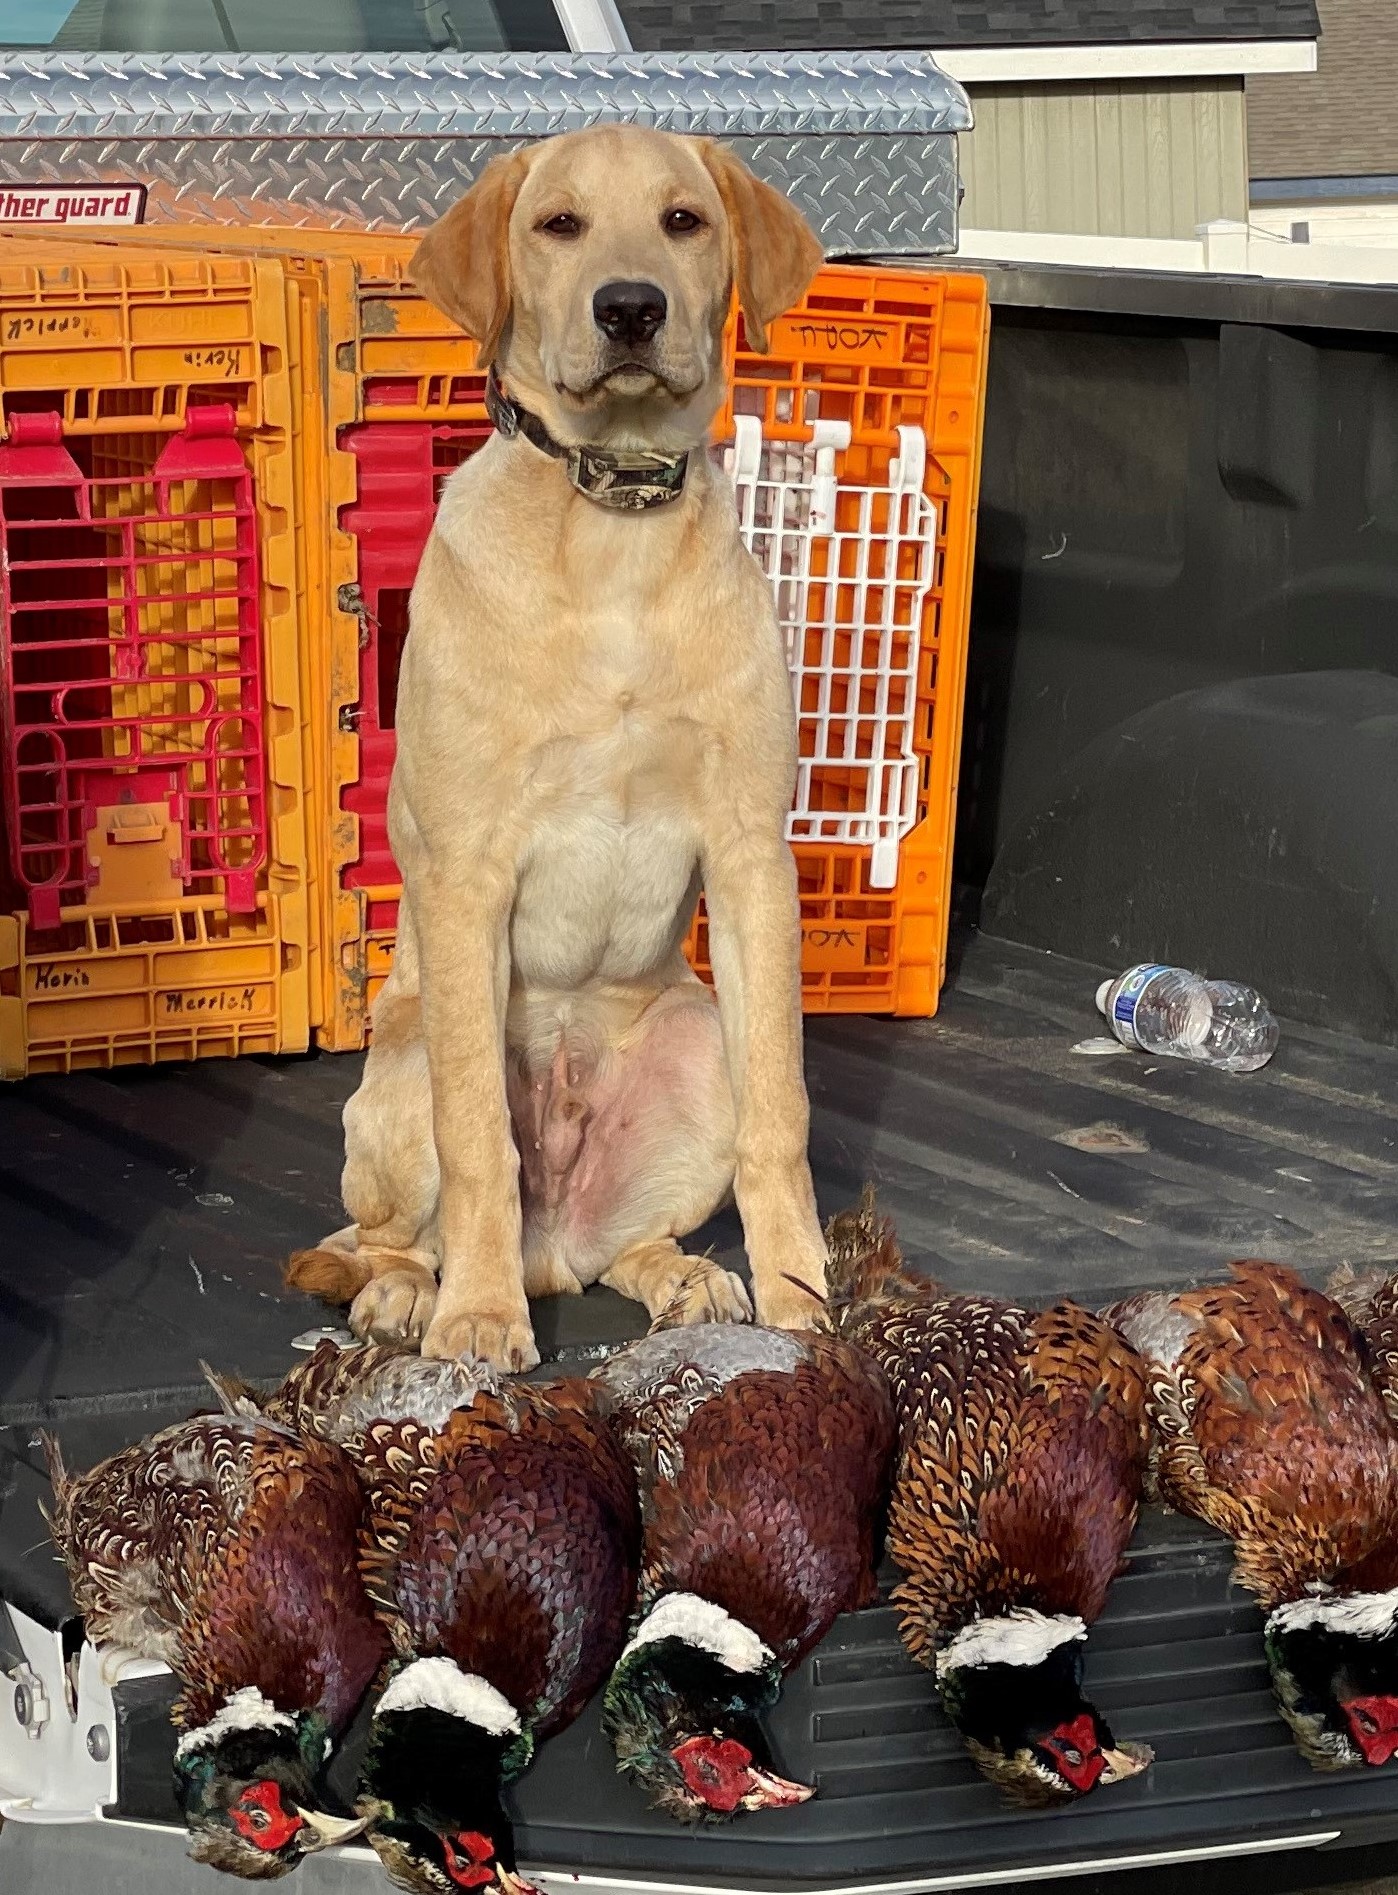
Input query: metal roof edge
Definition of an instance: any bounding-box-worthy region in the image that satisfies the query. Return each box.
[938,38,1316,83]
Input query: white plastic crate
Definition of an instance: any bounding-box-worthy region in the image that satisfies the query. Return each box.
[723,415,938,887]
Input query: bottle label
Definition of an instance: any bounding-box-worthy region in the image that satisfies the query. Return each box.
[1111,963,1173,1050]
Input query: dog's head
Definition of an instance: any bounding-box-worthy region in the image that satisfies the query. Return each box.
[411,124,822,454]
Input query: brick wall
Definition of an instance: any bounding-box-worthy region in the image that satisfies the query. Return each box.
[1248,0,1398,179]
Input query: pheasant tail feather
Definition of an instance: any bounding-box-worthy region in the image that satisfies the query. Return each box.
[824,1186,929,1309]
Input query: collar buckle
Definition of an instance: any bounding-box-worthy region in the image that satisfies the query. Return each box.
[484,371,521,440]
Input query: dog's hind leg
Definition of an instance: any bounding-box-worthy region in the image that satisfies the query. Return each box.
[285,986,443,1343]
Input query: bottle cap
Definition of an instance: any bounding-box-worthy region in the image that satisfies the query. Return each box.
[1095,979,1113,1016]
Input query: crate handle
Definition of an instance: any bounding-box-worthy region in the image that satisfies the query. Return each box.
[891,426,928,497]
[106,805,166,845]
[154,403,244,504]
[0,411,89,518]
[809,419,852,536]
[726,412,763,484]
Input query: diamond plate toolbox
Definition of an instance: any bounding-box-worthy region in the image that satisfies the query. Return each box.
[0,50,970,257]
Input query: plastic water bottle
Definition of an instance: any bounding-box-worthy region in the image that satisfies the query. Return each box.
[1095,964,1279,1073]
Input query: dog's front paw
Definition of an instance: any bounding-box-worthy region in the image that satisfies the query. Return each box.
[349,1269,437,1346]
[422,1306,540,1373]
[652,1258,754,1329]
[752,1253,830,1332]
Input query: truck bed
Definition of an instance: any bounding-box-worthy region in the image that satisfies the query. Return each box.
[4,930,1398,1895]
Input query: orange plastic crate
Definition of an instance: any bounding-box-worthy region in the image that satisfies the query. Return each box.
[0,241,311,1077]
[290,242,490,1050]
[0,225,486,1049]
[327,263,988,1034]
[0,897,294,1074]
[685,266,989,1014]
[318,258,988,1034]
[0,246,287,438]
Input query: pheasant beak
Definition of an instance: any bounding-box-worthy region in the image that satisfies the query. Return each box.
[294,1805,374,1852]
[671,1734,814,1814]
[497,1870,544,1895]
[739,1765,815,1811]
[1100,1741,1154,1785]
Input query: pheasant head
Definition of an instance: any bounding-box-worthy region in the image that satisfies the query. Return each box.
[359,1658,540,1895]
[935,1611,1152,1806]
[1266,1588,1398,1769]
[175,1689,370,1878]
[601,1594,812,1822]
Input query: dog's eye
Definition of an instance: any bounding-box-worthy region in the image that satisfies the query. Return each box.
[539,212,581,238]
[663,208,703,235]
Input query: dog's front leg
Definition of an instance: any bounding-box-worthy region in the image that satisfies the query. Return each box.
[701,822,828,1330]
[411,865,538,1370]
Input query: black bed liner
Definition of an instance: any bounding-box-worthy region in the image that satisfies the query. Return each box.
[4,930,1398,1891]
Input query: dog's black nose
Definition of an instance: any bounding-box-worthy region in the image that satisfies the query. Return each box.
[593,280,668,348]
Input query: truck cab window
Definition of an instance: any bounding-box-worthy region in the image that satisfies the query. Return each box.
[0,0,570,52]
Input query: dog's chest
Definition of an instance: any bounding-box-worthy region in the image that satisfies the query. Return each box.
[511,690,705,986]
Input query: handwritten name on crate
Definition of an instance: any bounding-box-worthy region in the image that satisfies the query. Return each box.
[27,962,265,1016]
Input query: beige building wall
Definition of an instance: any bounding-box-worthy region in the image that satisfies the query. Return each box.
[959,77,1250,240]
[1248,0,1398,179]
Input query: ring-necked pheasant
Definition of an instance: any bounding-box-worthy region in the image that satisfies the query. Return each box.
[222,1341,640,1893]
[1108,1259,1398,1770]
[1328,1262,1398,1431]
[590,1315,895,1821]
[44,1413,387,1877]
[828,1192,1153,1805]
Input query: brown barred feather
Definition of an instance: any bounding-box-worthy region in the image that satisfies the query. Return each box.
[44,1415,388,1733]
[824,1186,934,1309]
[1106,1260,1398,1608]
[593,1327,894,1670]
[1326,1265,1398,1428]
[835,1242,1147,1663]
[257,1344,640,1737]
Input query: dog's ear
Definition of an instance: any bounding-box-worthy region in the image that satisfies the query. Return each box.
[410,151,528,367]
[700,142,823,353]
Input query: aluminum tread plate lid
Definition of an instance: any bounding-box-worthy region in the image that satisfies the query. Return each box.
[0,50,972,140]
[0,52,967,248]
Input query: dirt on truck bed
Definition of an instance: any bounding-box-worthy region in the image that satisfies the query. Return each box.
[3,930,1398,1895]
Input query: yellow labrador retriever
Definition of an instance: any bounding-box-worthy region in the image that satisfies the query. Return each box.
[289,123,830,1369]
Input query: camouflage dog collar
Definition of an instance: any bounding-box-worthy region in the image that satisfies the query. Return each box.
[485,370,689,512]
